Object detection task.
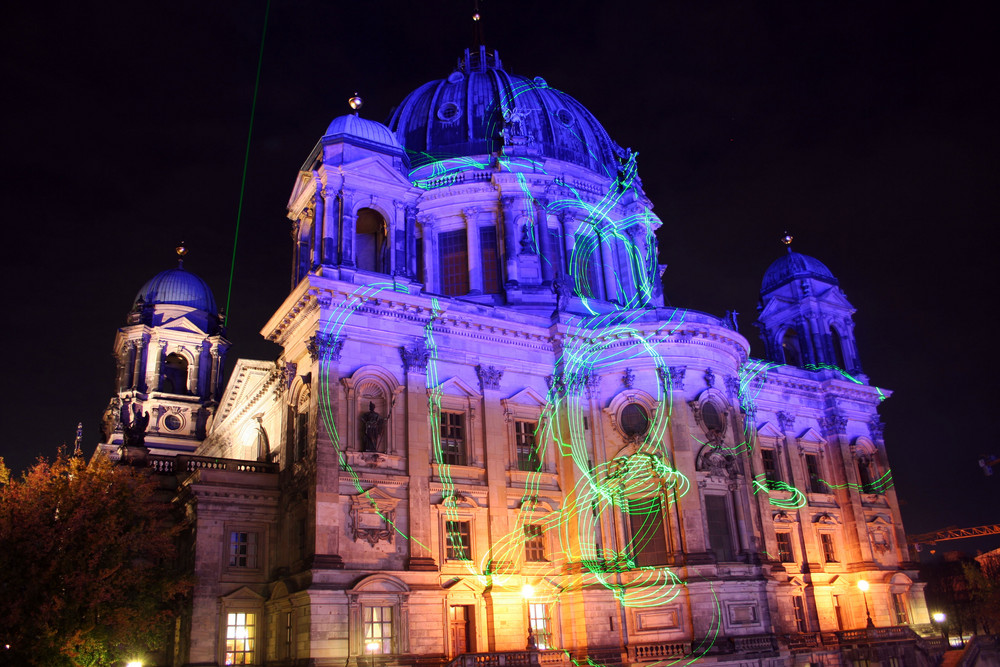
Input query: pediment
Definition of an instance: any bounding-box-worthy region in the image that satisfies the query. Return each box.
[349,573,409,594]
[813,512,841,525]
[432,376,482,399]
[158,315,208,335]
[215,360,276,425]
[353,486,399,509]
[339,155,414,189]
[867,514,893,526]
[756,421,784,439]
[503,387,548,408]
[796,427,827,446]
[221,585,266,603]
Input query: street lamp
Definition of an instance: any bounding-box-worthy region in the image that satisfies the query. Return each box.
[366,640,379,667]
[857,579,875,629]
[932,612,948,645]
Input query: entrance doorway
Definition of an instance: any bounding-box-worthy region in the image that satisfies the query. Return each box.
[449,605,474,656]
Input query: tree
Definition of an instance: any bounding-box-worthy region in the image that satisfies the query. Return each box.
[0,450,191,666]
[963,551,1000,635]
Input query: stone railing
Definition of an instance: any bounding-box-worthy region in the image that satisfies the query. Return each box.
[782,625,922,651]
[629,641,690,661]
[732,634,778,653]
[444,650,566,667]
[147,454,278,475]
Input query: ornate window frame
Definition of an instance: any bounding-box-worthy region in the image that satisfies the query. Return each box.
[347,574,410,657]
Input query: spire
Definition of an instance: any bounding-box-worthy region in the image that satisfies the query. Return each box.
[472,0,484,48]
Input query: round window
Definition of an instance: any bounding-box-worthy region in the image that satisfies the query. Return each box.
[555,108,574,127]
[620,404,650,437]
[163,414,182,431]
[437,102,461,122]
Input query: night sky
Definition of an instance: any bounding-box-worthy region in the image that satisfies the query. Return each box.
[3,1,997,550]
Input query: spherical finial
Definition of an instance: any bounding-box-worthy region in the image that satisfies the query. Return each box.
[473,11,480,21]
[349,93,363,111]
[781,232,793,247]
[176,242,188,257]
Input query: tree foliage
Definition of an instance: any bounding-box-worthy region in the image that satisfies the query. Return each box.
[0,451,191,666]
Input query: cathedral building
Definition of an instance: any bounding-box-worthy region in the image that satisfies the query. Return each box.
[100,46,934,666]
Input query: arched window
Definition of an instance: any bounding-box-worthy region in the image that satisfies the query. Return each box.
[830,326,846,369]
[781,328,802,366]
[356,208,388,273]
[161,353,188,394]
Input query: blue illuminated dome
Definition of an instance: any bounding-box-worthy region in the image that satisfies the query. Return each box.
[323,114,405,158]
[761,250,838,293]
[134,265,218,314]
[388,47,624,175]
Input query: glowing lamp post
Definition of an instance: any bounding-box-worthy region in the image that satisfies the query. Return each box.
[366,641,379,667]
[857,579,875,629]
[932,612,948,644]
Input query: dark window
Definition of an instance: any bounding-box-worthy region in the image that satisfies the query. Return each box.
[627,497,669,567]
[284,611,293,658]
[776,532,794,562]
[294,412,308,462]
[364,605,394,654]
[705,495,736,562]
[515,420,539,471]
[792,596,808,632]
[439,412,466,466]
[229,531,258,568]
[480,226,502,294]
[415,236,425,285]
[620,404,650,438]
[782,328,802,366]
[524,524,545,562]
[805,453,828,493]
[821,533,838,562]
[445,520,471,560]
[702,401,726,434]
[356,208,387,273]
[439,230,469,296]
[858,457,877,493]
[892,593,909,625]
[831,326,847,369]
[161,353,188,394]
[762,449,780,483]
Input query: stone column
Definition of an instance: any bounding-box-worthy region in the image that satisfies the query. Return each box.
[418,214,436,292]
[311,179,324,269]
[533,199,555,283]
[321,185,339,266]
[599,229,620,304]
[311,332,345,569]
[465,207,483,294]
[500,196,520,285]
[341,193,356,267]
[402,342,436,570]
[148,341,166,393]
[404,205,417,278]
[477,365,509,570]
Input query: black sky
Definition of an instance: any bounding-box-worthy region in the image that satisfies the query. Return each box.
[2,1,997,548]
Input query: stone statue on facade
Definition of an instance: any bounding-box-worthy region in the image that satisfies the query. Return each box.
[120,401,150,448]
[360,401,388,452]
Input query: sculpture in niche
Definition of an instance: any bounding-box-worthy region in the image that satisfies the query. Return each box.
[360,401,390,453]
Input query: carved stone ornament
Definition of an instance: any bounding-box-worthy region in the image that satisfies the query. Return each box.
[350,488,399,547]
[869,525,892,556]
[777,411,796,433]
[547,369,599,397]
[622,368,636,389]
[703,367,715,388]
[724,375,740,399]
[400,342,430,373]
[307,333,344,363]
[819,414,849,437]
[868,415,885,441]
[476,365,504,391]
[695,443,738,480]
[670,366,687,391]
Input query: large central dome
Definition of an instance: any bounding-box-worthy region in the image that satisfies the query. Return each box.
[388,47,625,176]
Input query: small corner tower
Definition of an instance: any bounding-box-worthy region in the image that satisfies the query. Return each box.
[97,247,230,458]
[755,234,862,372]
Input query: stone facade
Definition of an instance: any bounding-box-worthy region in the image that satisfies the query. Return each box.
[99,47,935,666]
